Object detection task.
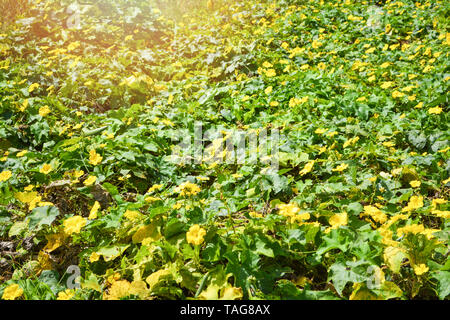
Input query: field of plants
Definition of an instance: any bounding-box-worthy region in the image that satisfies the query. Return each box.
[0,0,448,300]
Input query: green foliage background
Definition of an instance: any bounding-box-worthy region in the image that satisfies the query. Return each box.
[0,0,448,300]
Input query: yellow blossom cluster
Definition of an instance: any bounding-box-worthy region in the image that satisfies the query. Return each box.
[174,181,201,197]
[186,224,207,245]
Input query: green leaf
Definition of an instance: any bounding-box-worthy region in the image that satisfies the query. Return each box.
[408,130,427,150]
[329,260,369,296]
[26,206,60,231]
[316,228,353,256]
[375,281,403,300]
[347,202,363,216]
[432,271,450,300]
[96,244,130,262]
[163,218,185,239]
[81,272,102,292]
[254,234,275,258]
[39,270,63,295]
[8,220,28,237]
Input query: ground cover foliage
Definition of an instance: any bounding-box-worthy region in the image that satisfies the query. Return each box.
[0,0,449,300]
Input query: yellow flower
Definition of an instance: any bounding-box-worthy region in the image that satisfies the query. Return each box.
[38,201,54,207]
[317,62,326,70]
[315,128,326,134]
[384,23,392,33]
[330,212,348,228]
[28,83,39,93]
[438,146,450,153]
[2,284,23,300]
[89,201,101,220]
[73,170,84,178]
[397,224,425,237]
[300,64,309,70]
[402,86,414,92]
[277,203,300,217]
[43,232,66,253]
[40,163,53,174]
[299,160,315,176]
[343,136,359,148]
[67,41,80,51]
[103,280,131,300]
[144,196,160,203]
[386,214,408,226]
[89,149,103,166]
[392,90,404,99]
[356,96,367,102]
[363,205,387,224]
[174,181,201,197]
[264,86,273,95]
[118,174,130,181]
[332,163,348,172]
[382,141,395,147]
[431,198,447,209]
[172,202,182,210]
[63,216,87,235]
[15,191,38,203]
[107,272,121,285]
[365,47,375,54]
[421,228,440,240]
[380,81,394,89]
[402,195,424,212]
[186,224,207,246]
[290,212,311,224]
[84,175,97,186]
[17,150,28,157]
[265,69,276,77]
[249,211,263,218]
[39,105,51,117]
[423,65,434,73]
[269,101,279,107]
[123,210,141,221]
[0,170,12,182]
[289,97,308,107]
[413,264,429,276]
[428,107,442,114]
[103,275,148,300]
[409,180,421,188]
[19,99,29,112]
[325,212,348,233]
[57,289,76,300]
[432,210,450,219]
[89,252,101,263]
[311,39,323,49]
